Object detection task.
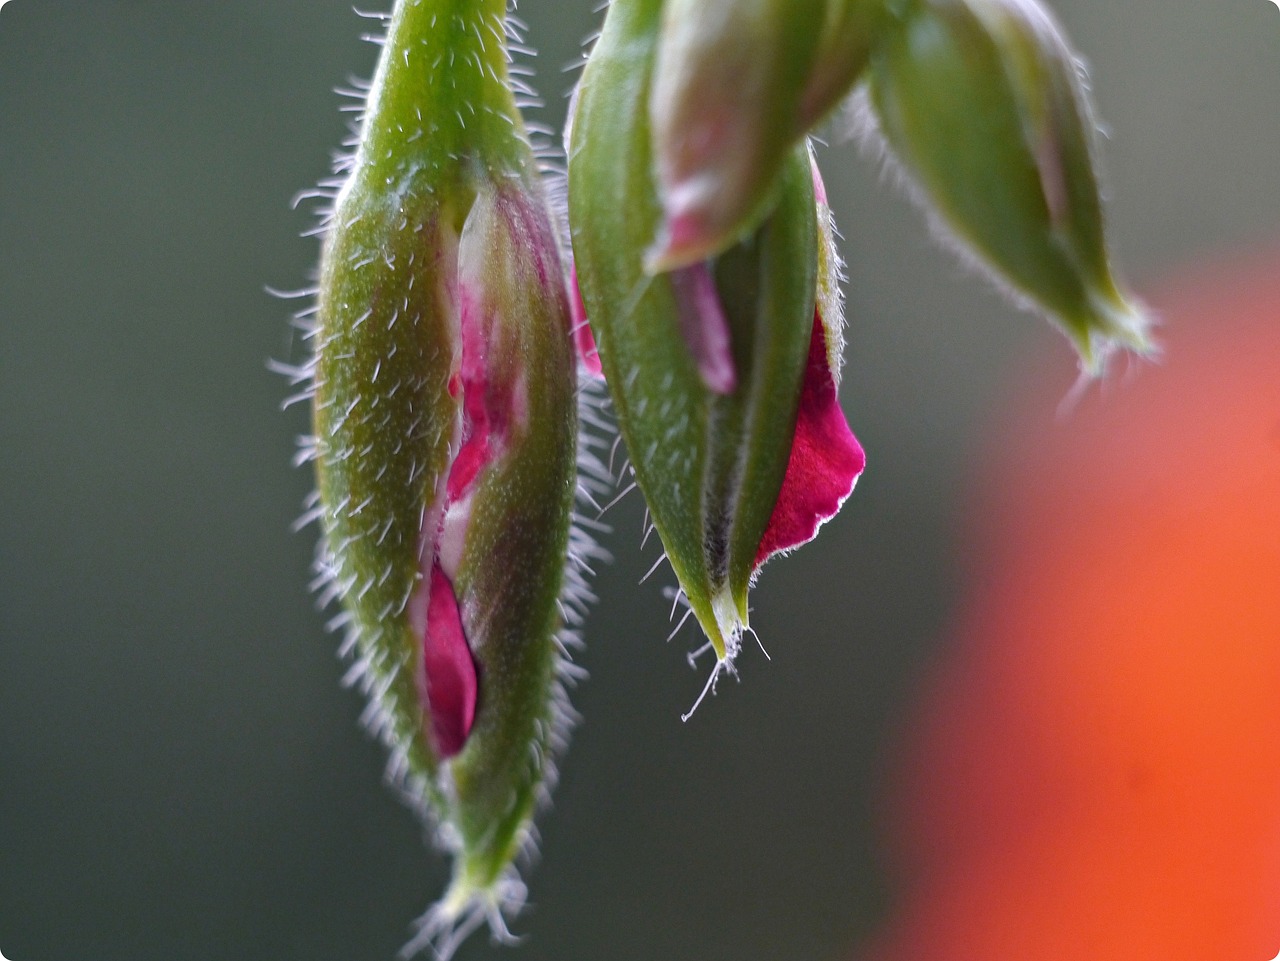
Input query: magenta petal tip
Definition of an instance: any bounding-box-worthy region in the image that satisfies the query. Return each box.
[569,265,604,378]
[670,262,738,395]
[424,564,479,759]
[755,314,864,566]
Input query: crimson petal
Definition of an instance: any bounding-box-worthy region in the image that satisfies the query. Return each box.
[424,563,479,758]
[755,313,864,566]
[569,264,604,378]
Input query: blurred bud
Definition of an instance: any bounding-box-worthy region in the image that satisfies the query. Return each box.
[569,0,863,705]
[867,0,1152,371]
[307,0,580,954]
[799,0,886,131]
[648,0,884,271]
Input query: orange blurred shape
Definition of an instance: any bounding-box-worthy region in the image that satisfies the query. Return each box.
[859,250,1280,961]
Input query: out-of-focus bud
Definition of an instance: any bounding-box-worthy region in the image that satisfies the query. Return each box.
[648,0,884,271]
[307,0,580,955]
[866,0,1152,372]
[569,0,863,705]
[799,0,886,132]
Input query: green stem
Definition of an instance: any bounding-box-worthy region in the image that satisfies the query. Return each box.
[359,0,527,185]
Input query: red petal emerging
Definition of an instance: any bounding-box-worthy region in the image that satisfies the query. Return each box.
[569,264,603,378]
[447,279,522,500]
[755,313,864,566]
[423,563,478,758]
[446,411,491,501]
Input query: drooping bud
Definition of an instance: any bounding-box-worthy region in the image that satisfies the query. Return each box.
[866,0,1152,371]
[648,0,884,271]
[306,0,581,954]
[569,0,863,704]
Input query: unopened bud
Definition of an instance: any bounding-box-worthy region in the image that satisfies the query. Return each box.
[867,0,1152,371]
[307,0,581,954]
[569,0,863,703]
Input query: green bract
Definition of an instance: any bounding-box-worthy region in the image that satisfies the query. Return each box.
[868,0,1152,370]
[307,0,582,954]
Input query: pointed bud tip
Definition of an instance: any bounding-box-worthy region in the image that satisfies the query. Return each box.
[712,588,744,654]
[1075,291,1158,377]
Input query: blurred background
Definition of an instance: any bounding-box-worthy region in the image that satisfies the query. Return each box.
[1,2,1277,960]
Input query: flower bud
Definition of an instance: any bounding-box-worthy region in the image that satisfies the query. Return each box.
[648,0,884,271]
[306,0,581,954]
[569,0,863,701]
[866,0,1152,371]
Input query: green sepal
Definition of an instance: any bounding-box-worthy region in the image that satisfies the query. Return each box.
[444,180,578,897]
[800,0,888,129]
[315,180,457,791]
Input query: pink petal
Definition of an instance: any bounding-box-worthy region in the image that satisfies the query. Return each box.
[423,562,479,758]
[809,152,829,206]
[447,280,523,500]
[670,262,737,395]
[446,426,489,500]
[569,264,604,378]
[754,313,864,566]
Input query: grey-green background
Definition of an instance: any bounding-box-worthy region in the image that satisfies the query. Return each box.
[0,2,1275,959]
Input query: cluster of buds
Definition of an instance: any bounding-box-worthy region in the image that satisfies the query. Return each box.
[641,0,1152,369]
[295,0,1149,954]
[568,0,1147,698]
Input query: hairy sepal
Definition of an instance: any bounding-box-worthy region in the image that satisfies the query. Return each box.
[308,0,583,955]
[443,179,578,899]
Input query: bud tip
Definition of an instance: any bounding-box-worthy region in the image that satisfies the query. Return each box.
[1077,290,1158,376]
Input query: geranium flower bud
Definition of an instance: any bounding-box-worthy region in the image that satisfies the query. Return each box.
[648,0,884,271]
[304,0,583,954]
[569,0,863,705]
[866,0,1153,371]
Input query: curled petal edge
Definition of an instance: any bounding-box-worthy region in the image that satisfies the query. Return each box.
[755,311,864,567]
